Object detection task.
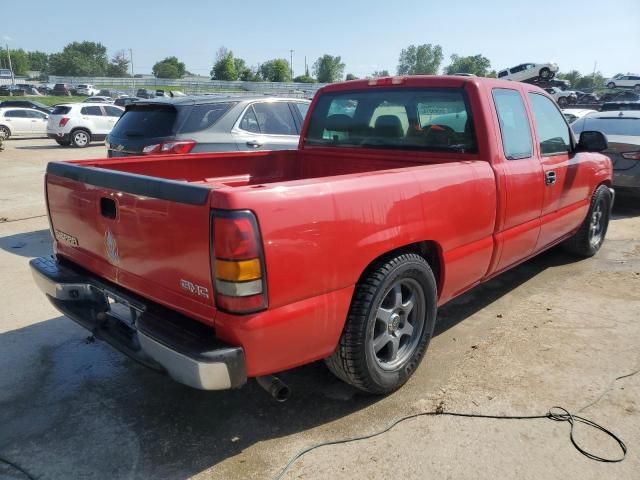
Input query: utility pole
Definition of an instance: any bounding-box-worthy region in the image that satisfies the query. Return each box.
[289,49,294,80]
[130,48,135,94]
[304,56,308,76]
[6,44,14,85]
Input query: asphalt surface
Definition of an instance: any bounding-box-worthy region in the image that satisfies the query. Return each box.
[0,137,639,480]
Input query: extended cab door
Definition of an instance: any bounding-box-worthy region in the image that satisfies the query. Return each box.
[490,88,545,273]
[526,92,590,251]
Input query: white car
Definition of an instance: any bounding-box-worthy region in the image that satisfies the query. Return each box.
[497,62,559,82]
[0,107,49,139]
[47,103,124,147]
[543,87,578,107]
[83,96,114,103]
[76,84,99,96]
[561,108,596,124]
[605,74,640,91]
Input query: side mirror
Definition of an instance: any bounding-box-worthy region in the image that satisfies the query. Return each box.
[577,130,608,152]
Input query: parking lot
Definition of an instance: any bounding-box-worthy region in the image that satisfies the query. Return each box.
[0,137,639,479]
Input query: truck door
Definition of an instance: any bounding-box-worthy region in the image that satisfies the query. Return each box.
[490,88,545,273]
[526,92,589,251]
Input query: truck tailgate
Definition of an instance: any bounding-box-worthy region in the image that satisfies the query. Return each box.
[46,162,217,324]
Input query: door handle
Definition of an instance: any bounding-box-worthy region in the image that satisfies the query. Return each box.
[246,140,263,148]
[545,171,557,185]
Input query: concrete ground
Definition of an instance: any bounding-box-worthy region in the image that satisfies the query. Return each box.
[0,137,638,480]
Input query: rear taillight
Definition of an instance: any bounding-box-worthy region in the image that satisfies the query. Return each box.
[621,151,640,160]
[142,140,196,155]
[212,211,267,314]
[59,117,70,127]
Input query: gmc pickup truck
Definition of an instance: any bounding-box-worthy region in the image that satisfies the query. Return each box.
[31,76,614,397]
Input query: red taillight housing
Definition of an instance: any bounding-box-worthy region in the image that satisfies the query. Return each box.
[59,117,70,127]
[212,211,267,314]
[621,151,640,161]
[142,140,196,155]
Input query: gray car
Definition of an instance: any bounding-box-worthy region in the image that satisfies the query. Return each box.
[106,95,310,157]
[572,110,640,195]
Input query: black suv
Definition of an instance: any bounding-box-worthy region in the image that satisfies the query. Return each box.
[52,84,73,96]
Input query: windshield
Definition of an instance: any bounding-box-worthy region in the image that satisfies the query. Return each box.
[304,88,477,153]
[572,116,640,136]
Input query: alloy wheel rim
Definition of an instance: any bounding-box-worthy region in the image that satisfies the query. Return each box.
[74,132,88,146]
[371,278,425,370]
[589,199,606,247]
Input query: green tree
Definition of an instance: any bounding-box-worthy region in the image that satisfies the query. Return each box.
[397,44,443,75]
[211,47,238,81]
[106,50,130,77]
[556,70,582,87]
[48,41,109,76]
[371,70,390,78]
[27,51,48,73]
[0,49,30,76]
[313,54,345,83]
[293,74,316,83]
[152,56,186,79]
[575,72,605,90]
[345,73,358,80]
[444,54,491,77]
[259,59,291,82]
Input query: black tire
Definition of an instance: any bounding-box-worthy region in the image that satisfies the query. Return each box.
[70,129,91,148]
[607,82,616,89]
[55,139,71,146]
[325,253,438,394]
[634,85,640,92]
[539,68,551,79]
[562,185,612,257]
[0,125,10,139]
[558,97,568,107]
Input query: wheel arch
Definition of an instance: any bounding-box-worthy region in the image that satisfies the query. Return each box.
[0,123,11,135]
[70,126,92,136]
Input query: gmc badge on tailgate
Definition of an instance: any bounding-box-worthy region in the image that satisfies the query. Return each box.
[180,279,210,299]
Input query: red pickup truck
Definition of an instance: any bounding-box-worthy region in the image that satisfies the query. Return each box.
[31,76,614,398]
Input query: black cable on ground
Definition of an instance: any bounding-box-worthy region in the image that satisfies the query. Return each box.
[274,406,627,480]
[0,455,37,480]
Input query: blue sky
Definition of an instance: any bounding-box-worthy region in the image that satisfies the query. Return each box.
[3,0,639,78]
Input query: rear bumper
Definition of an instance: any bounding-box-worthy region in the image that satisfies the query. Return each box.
[30,256,246,390]
[47,132,70,142]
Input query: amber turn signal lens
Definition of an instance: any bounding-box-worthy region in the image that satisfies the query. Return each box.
[215,258,261,282]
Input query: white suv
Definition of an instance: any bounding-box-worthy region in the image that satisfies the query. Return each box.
[76,84,99,96]
[497,62,559,82]
[47,103,124,147]
[605,74,640,91]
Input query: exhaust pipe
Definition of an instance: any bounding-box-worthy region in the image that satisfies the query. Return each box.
[256,375,290,402]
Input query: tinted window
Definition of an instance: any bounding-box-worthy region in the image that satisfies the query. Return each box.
[492,89,533,159]
[305,88,477,153]
[5,110,27,118]
[572,116,640,136]
[81,106,103,116]
[498,70,508,78]
[253,102,297,135]
[528,93,571,155]
[239,106,260,133]
[103,106,124,117]
[26,110,47,119]
[109,105,177,138]
[179,102,234,133]
[293,102,310,120]
[51,106,71,115]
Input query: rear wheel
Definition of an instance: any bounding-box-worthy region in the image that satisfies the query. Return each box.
[558,96,568,107]
[539,68,551,79]
[607,82,616,89]
[325,253,437,394]
[0,125,10,140]
[70,129,90,148]
[562,185,612,257]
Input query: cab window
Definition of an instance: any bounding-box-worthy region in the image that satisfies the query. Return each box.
[492,89,533,160]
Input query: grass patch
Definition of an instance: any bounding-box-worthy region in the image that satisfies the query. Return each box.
[0,96,86,106]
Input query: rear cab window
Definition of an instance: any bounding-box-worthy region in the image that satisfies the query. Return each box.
[304,88,477,153]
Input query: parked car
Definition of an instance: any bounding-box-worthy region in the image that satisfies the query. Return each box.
[136,88,156,99]
[52,84,73,96]
[561,108,596,124]
[113,97,141,108]
[600,91,640,103]
[83,96,114,103]
[106,96,310,157]
[97,89,125,99]
[605,74,640,91]
[572,110,640,195]
[76,84,99,96]
[544,87,577,107]
[497,62,559,82]
[47,103,124,147]
[600,101,640,112]
[0,107,49,139]
[575,92,601,105]
[0,99,52,114]
[32,76,613,397]
[0,85,26,96]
